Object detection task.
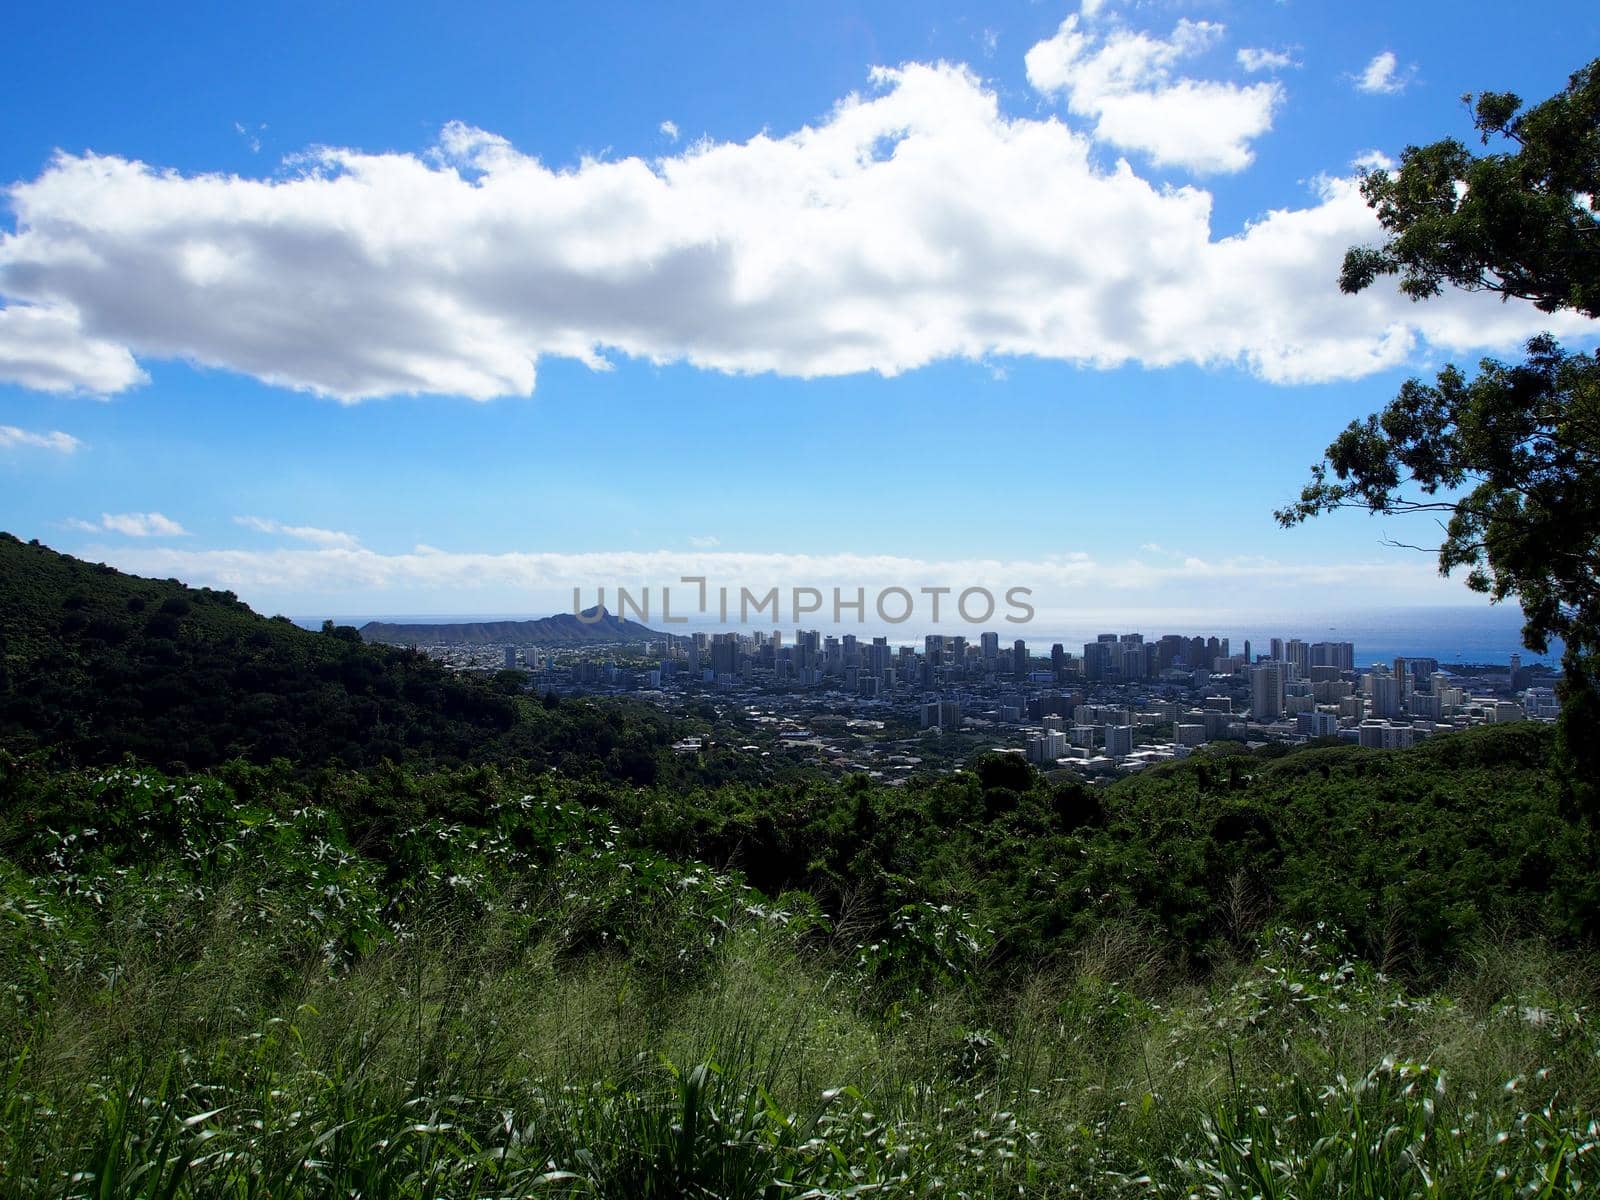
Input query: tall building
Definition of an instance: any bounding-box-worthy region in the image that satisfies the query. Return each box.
[1366,672,1402,719]
[869,636,890,682]
[711,633,740,678]
[1250,662,1286,720]
[1284,639,1309,678]
[1013,639,1027,680]
[1310,641,1355,671]
[1120,646,1146,680]
[1026,729,1068,765]
[1157,634,1185,671]
[1081,641,1108,681]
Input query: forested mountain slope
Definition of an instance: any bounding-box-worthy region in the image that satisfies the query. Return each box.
[0,533,682,777]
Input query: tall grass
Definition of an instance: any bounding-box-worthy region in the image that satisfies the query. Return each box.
[4,900,1599,1197]
[2,769,1598,1195]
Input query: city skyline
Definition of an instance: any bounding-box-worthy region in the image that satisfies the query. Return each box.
[384,613,1554,777]
[342,607,1559,670]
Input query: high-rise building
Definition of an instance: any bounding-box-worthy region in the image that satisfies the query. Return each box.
[1284,639,1309,678]
[1251,663,1286,720]
[711,634,740,677]
[1013,639,1028,680]
[1310,641,1355,671]
[1366,672,1402,719]
[1026,730,1068,765]
[1296,711,1339,738]
[1081,641,1108,681]
[1104,725,1134,756]
[1157,635,1186,671]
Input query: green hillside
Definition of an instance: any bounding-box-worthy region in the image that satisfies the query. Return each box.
[0,534,685,778]
[0,533,524,768]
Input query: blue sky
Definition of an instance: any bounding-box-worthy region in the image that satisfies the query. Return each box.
[1,1,1596,628]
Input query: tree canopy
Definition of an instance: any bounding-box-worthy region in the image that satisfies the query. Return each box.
[1338,60,1599,318]
[1280,58,1600,811]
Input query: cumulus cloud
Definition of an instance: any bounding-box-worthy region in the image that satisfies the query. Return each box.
[1236,47,1298,73]
[1024,15,1283,173]
[1355,51,1411,95]
[234,514,361,548]
[0,304,147,394]
[0,424,81,453]
[69,512,188,537]
[0,62,1589,401]
[659,119,679,142]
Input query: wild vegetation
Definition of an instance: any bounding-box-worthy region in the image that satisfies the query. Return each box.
[0,747,1597,1197]
[4,531,1600,1193]
[0,533,714,785]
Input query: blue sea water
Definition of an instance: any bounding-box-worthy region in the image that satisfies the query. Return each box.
[1028,607,1561,668]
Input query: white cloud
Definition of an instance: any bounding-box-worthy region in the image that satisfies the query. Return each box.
[69,512,188,537]
[0,424,81,453]
[688,534,721,548]
[234,514,361,548]
[0,62,1589,401]
[89,542,1490,624]
[1025,15,1283,173]
[0,304,147,394]
[1236,47,1298,73]
[659,119,679,142]
[1355,51,1410,95]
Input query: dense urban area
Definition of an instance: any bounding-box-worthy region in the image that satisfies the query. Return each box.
[368,623,1560,781]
